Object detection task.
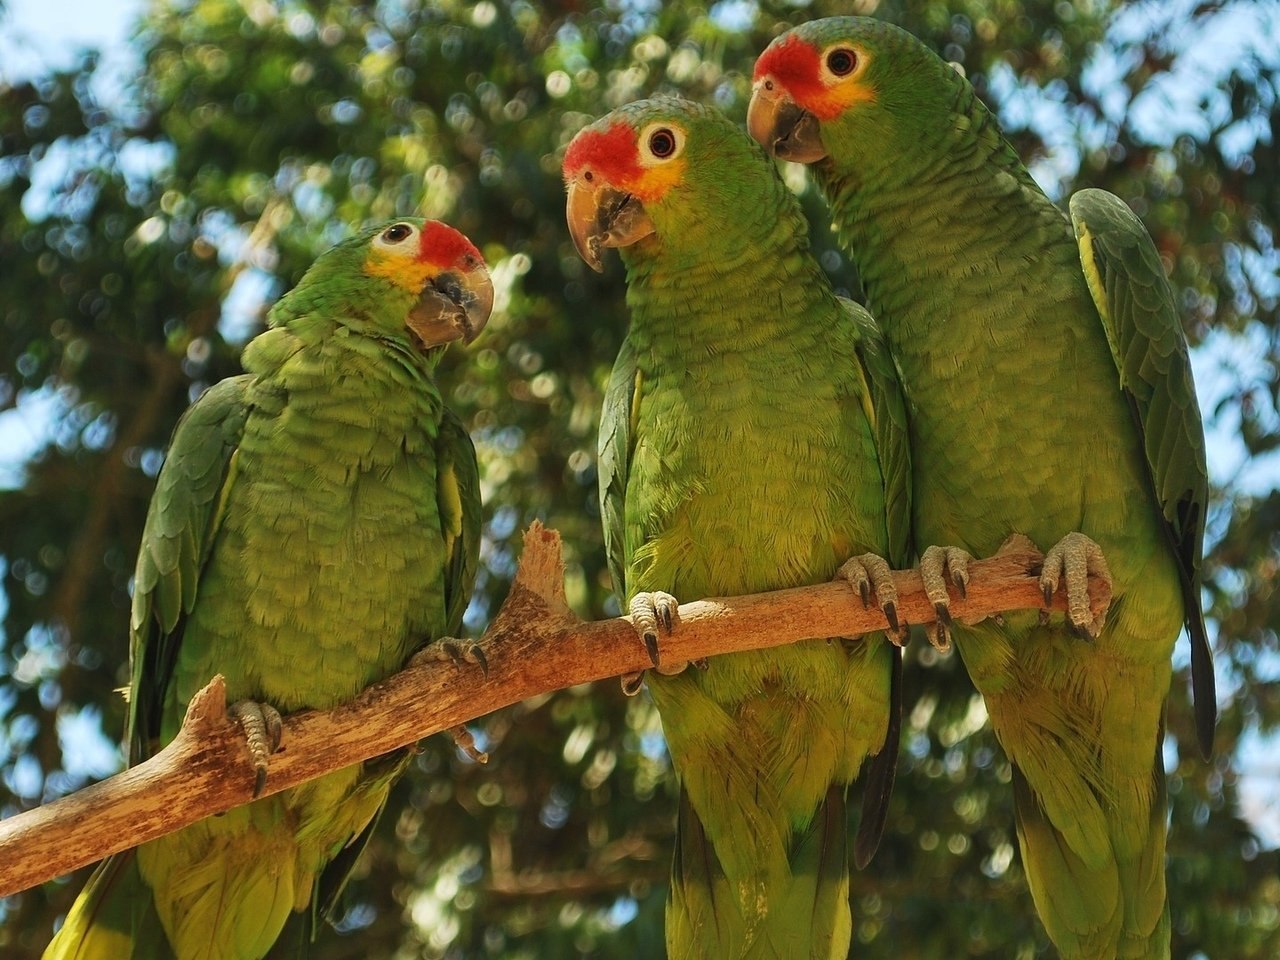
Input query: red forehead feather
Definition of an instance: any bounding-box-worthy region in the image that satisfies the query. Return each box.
[419,221,482,269]
[562,121,641,185]
[754,34,824,100]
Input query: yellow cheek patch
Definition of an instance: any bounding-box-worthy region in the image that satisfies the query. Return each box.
[631,156,687,202]
[364,251,436,293]
[811,81,876,121]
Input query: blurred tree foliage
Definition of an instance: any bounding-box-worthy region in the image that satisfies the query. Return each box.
[1,0,1278,956]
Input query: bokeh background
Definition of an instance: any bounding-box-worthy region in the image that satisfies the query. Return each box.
[1,0,1278,957]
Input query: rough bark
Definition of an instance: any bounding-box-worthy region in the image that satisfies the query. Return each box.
[0,523,1105,896]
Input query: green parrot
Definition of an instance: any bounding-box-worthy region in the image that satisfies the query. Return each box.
[563,97,911,959]
[749,18,1214,959]
[44,218,491,960]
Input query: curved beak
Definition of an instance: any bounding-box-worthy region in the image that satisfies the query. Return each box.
[747,80,828,163]
[565,174,655,273]
[407,265,494,349]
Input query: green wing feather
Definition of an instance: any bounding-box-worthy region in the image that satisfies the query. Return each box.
[844,298,911,868]
[598,338,639,601]
[844,299,913,570]
[127,374,254,761]
[1070,188,1215,757]
[435,406,483,635]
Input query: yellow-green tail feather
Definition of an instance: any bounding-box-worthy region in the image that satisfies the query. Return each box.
[667,786,853,960]
[43,852,172,960]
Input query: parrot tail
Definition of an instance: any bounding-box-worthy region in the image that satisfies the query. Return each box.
[1012,746,1171,960]
[42,852,172,960]
[666,785,852,960]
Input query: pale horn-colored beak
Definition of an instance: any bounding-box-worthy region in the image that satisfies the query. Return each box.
[407,264,494,349]
[748,79,828,163]
[565,173,656,273]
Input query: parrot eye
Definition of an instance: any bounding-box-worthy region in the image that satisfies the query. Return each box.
[380,223,416,244]
[826,48,858,77]
[648,128,677,158]
[638,123,686,165]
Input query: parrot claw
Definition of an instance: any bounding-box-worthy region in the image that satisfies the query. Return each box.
[448,725,489,764]
[1039,532,1112,638]
[625,650,700,690]
[622,592,682,691]
[836,553,903,640]
[642,631,661,668]
[412,636,489,677]
[932,622,952,654]
[883,601,901,635]
[918,544,972,651]
[229,700,284,798]
[628,592,680,668]
[620,672,646,696]
[933,602,953,628]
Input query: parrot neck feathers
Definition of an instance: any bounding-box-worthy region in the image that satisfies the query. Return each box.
[813,73,1065,335]
[619,167,841,356]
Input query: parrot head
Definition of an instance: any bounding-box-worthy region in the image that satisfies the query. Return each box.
[362,218,494,350]
[748,17,956,170]
[562,98,776,272]
[281,218,493,351]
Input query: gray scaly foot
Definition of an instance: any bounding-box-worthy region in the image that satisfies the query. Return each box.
[1040,531,1112,638]
[621,591,683,695]
[412,636,489,676]
[229,700,284,798]
[836,553,904,642]
[410,637,490,762]
[918,544,973,653]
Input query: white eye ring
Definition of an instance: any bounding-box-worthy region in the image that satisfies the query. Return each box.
[820,45,861,83]
[374,222,419,249]
[637,123,686,166]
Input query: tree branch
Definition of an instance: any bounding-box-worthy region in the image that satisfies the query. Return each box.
[0,524,1105,897]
